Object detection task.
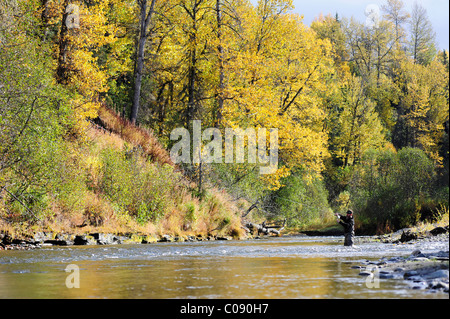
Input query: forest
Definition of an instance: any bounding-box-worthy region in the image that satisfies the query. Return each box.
[0,0,448,239]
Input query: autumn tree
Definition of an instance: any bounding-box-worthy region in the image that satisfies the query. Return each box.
[333,75,387,167]
[409,2,436,65]
[47,0,120,132]
[393,58,449,165]
[311,14,350,78]
[221,1,336,189]
[381,0,410,49]
[0,0,73,212]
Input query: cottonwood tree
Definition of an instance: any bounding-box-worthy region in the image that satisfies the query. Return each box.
[222,0,336,189]
[130,0,157,125]
[333,76,387,167]
[55,0,118,130]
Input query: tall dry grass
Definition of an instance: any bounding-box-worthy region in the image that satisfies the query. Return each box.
[97,105,173,167]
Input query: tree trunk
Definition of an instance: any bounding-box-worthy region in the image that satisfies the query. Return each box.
[130,0,156,125]
[185,2,199,126]
[215,0,224,127]
[56,0,72,85]
[40,0,50,41]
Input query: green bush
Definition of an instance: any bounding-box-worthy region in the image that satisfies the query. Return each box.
[349,147,438,232]
[0,9,75,224]
[98,147,178,224]
[274,170,332,229]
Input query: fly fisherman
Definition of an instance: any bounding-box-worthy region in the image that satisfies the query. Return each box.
[335,210,355,247]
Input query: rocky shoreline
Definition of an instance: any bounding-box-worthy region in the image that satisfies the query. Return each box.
[1,224,448,250]
[356,249,449,294]
[351,224,450,294]
[0,231,237,250]
[375,225,449,244]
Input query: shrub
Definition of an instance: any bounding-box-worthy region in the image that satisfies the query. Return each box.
[349,147,438,232]
[274,170,332,229]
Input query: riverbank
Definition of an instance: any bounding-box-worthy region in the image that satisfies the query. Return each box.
[355,248,449,294]
[373,223,448,243]
[349,224,450,294]
[0,230,251,251]
[2,222,448,251]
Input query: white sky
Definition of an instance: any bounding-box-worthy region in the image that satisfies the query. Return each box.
[250,0,449,50]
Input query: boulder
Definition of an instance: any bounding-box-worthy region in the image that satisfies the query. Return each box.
[216,236,232,241]
[90,233,120,245]
[411,250,422,257]
[379,270,395,279]
[33,232,54,244]
[400,230,418,243]
[74,235,97,245]
[430,227,448,236]
[404,270,419,279]
[429,281,449,291]
[422,270,449,280]
[158,235,173,243]
[44,240,73,246]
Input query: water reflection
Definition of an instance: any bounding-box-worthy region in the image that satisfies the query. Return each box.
[0,237,448,299]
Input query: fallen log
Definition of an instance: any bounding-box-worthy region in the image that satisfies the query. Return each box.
[246,219,286,236]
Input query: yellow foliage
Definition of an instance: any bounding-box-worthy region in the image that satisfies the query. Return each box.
[222,5,334,189]
[399,58,449,165]
[49,0,126,130]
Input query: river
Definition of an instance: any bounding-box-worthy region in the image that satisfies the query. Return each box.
[0,236,448,299]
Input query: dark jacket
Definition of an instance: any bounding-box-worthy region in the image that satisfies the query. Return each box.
[338,215,355,235]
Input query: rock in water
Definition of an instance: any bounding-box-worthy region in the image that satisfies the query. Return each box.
[430,227,448,236]
[400,230,418,243]
[359,271,373,277]
[423,270,449,280]
[411,250,421,256]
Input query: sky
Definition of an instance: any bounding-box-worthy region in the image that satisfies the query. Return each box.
[250,0,449,51]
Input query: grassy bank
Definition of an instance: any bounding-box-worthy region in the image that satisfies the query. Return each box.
[0,105,246,241]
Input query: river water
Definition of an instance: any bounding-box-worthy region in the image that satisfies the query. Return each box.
[0,236,448,299]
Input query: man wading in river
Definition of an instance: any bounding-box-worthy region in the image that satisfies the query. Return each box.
[335,210,355,247]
